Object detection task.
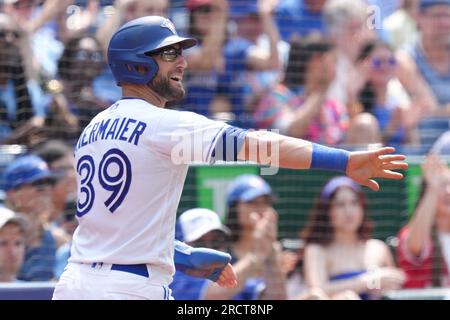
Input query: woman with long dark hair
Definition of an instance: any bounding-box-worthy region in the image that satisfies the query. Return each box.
[302,176,405,299]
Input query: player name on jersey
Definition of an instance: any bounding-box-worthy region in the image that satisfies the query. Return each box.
[75,116,147,151]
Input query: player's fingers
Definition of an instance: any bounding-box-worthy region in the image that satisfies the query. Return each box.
[378,154,407,162]
[361,179,379,191]
[223,264,237,280]
[373,147,396,156]
[216,277,226,286]
[380,161,409,171]
[218,264,237,288]
[377,170,404,180]
[216,275,231,288]
[218,278,237,288]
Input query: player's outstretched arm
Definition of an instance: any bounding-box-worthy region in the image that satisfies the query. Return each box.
[238,131,408,191]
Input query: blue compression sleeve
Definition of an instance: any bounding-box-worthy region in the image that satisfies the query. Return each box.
[310,143,350,173]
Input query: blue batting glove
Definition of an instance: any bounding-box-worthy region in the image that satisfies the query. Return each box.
[174,240,231,282]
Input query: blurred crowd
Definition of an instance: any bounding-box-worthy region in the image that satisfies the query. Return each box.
[1,0,450,299]
[0,0,448,150]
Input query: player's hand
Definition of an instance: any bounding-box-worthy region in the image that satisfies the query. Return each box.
[183,261,237,288]
[346,147,408,191]
[215,263,238,288]
[174,240,237,286]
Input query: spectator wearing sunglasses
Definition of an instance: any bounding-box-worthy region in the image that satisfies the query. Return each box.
[355,40,419,146]
[2,155,58,281]
[45,34,108,141]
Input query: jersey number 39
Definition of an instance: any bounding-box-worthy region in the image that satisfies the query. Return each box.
[76,149,132,217]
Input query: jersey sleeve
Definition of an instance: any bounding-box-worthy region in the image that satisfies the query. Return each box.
[150,110,247,164]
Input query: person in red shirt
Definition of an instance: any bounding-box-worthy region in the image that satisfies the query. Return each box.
[397,153,450,288]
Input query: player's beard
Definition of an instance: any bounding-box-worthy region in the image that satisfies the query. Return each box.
[148,73,185,102]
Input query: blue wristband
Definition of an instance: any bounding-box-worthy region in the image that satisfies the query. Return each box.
[310,143,350,173]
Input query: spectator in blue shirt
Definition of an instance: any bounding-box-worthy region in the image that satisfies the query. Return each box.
[275,0,326,42]
[2,155,58,281]
[180,0,228,116]
[395,0,450,146]
[213,0,283,127]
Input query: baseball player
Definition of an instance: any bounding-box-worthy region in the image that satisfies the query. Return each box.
[52,16,408,300]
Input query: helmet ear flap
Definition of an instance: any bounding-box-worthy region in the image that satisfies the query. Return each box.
[146,56,159,82]
[110,56,159,86]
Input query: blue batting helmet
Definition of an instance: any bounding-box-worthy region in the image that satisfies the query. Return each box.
[107,16,197,85]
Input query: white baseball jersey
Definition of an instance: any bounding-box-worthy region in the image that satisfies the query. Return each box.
[69,98,232,285]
